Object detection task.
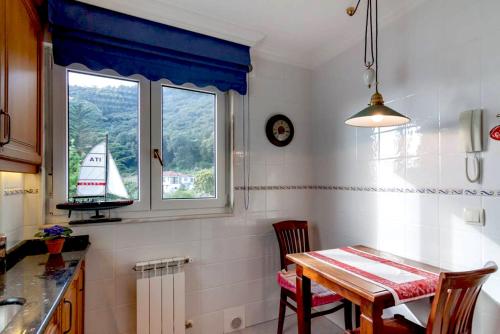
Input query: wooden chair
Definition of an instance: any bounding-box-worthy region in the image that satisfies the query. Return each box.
[347,261,498,334]
[273,220,353,333]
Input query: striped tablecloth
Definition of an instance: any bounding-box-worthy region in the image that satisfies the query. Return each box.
[306,247,440,305]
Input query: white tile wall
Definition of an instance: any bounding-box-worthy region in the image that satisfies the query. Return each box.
[70,57,316,334]
[311,0,500,332]
[0,172,42,248]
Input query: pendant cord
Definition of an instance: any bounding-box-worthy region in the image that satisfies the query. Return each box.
[362,0,379,93]
[353,0,362,14]
[243,75,251,210]
[364,0,374,68]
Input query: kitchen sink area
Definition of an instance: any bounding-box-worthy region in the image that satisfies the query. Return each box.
[0,298,26,333]
[0,236,89,334]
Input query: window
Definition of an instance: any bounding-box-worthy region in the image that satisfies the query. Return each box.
[161,86,216,199]
[51,64,232,218]
[151,81,229,212]
[67,71,140,200]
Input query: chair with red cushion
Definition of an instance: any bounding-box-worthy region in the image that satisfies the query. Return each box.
[346,261,498,334]
[273,220,353,333]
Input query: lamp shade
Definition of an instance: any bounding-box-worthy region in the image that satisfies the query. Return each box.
[345,92,410,127]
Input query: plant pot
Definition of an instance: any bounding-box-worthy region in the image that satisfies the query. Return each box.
[45,238,65,254]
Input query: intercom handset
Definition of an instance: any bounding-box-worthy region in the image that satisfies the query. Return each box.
[459,110,483,183]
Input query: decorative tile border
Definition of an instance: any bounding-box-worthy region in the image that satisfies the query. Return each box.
[234,185,500,197]
[234,185,318,191]
[2,188,39,196]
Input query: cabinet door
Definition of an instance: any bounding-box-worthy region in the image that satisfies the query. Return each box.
[62,280,78,334]
[0,1,5,149]
[0,0,42,172]
[44,303,62,334]
[76,263,85,334]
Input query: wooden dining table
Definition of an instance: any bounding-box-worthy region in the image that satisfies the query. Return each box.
[287,245,443,334]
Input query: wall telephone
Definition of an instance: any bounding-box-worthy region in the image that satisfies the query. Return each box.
[459,109,483,183]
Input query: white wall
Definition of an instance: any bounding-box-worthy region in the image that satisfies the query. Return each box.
[0,172,42,248]
[71,56,315,334]
[311,0,500,332]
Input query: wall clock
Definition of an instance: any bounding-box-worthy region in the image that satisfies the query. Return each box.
[265,114,294,147]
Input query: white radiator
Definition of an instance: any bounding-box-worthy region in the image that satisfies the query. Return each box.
[135,257,191,334]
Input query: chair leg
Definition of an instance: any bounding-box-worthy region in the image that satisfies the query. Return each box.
[343,300,353,330]
[277,290,287,334]
[355,305,361,328]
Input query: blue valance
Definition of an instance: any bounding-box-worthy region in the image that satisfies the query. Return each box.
[48,0,251,94]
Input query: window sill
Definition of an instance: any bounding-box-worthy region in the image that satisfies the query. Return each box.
[46,209,235,226]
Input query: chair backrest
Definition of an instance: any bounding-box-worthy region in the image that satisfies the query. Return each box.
[272,220,310,270]
[427,261,498,334]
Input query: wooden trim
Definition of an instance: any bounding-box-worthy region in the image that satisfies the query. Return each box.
[0,0,5,143]
[20,0,42,29]
[0,159,38,173]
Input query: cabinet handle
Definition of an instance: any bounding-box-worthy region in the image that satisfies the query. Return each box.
[153,149,164,167]
[0,110,10,147]
[63,299,73,334]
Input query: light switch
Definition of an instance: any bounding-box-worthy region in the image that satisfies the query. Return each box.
[463,208,485,226]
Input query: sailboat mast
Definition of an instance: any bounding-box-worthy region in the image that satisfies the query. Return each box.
[104,134,109,201]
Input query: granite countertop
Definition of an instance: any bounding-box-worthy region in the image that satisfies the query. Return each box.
[0,237,89,334]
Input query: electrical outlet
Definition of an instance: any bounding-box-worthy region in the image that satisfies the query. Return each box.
[223,305,245,333]
[463,208,485,226]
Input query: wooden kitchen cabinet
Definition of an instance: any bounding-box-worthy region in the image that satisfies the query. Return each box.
[62,279,78,334]
[76,261,85,334]
[0,0,43,173]
[44,261,85,334]
[44,311,61,334]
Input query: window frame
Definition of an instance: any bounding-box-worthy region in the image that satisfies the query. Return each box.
[151,80,230,213]
[50,64,234,220]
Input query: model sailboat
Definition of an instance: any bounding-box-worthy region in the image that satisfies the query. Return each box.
[57,136,134,224]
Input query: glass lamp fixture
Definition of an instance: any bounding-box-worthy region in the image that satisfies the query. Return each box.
[344,0,410,128]
[345,92,410,127]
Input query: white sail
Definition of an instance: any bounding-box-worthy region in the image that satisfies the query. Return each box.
[107,153,129,198]
[76,141,129,199]
[76,142,106,197]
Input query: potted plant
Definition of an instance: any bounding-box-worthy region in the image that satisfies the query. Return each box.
[35,225,73,254]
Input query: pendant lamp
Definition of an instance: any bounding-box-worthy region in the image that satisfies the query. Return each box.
[344,0,410,128]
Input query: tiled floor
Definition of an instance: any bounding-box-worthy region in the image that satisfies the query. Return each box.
[238,316,344,334]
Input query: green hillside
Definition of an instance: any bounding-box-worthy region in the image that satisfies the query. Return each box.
[68,84,215,199]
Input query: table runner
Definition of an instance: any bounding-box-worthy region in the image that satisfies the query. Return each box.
[306,247,440,304]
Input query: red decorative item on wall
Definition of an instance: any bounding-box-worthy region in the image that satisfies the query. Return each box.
[490,125,500,141]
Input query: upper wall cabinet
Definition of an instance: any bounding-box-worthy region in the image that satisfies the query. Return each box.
[0,0,42,173]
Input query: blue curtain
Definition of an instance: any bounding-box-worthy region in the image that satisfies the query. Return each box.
[48,0,251,94]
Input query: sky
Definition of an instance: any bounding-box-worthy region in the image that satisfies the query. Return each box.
[68,71,137,88]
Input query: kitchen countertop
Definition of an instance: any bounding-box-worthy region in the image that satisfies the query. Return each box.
[0,237,89,334]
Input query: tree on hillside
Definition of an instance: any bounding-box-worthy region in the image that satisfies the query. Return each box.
[193,168,215,196]
[68,98,106,154]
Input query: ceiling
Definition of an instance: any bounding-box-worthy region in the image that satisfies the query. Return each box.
[77,0,425,69]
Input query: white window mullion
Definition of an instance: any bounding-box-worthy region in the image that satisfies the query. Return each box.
[150,81,164,209]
